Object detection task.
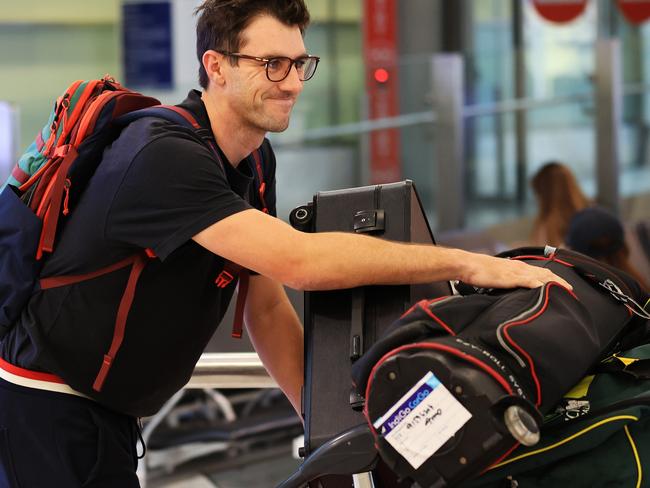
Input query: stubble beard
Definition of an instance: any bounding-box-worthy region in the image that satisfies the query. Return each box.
[251,105,292,133]
[230,81,294,133]
[245,91,294,133]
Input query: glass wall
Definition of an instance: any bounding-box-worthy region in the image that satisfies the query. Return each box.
[465,0,520,228]
[463,0,599,229]
[462,0,650,231]
[398,53,438,222]
[620,7,650,199]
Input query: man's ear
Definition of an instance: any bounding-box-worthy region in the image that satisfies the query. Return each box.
[202,50,226,86]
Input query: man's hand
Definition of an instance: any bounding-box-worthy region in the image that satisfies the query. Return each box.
[457,251,573,290]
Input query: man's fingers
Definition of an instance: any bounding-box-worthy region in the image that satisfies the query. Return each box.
[541,269,573,291]
[467,254,575,290]
[513,261,573,290]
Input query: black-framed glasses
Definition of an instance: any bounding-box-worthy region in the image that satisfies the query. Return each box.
[217,51,320,82]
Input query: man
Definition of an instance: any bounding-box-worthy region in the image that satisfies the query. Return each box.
[0,1,569,486]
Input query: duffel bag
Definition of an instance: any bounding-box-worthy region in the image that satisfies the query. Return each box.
[351,246,650,488]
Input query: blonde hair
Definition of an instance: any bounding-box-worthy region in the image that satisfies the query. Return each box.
[530,162,590,246]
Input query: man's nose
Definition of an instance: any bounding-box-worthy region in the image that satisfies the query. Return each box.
[278,64,303,93]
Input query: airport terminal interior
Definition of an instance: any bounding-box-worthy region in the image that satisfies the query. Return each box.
[2,0,650,487]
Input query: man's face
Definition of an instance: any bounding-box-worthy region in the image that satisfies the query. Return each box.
[222,15,307,133]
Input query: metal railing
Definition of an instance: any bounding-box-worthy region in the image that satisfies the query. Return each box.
[138,353,278,487]
[186,352,276,389]
[275,91,596,146]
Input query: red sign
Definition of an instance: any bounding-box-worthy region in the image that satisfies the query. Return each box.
[363,0,401,184]
[617,0,650,24]
[531,0,588,23]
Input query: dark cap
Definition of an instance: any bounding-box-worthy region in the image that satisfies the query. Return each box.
[565,206,624,258]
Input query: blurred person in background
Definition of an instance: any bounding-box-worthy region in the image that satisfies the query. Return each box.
[529,161,591,247]
[566,206,649,291]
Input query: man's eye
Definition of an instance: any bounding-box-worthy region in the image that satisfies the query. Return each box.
[294,59,306,69]
[267,59,282,70]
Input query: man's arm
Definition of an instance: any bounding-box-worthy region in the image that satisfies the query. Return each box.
[244,274,303,417]
[194,208,571,291]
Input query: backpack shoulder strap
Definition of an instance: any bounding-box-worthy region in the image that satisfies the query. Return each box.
[116,105,225,168]
[250,147,268,214]
[117,105,199,130]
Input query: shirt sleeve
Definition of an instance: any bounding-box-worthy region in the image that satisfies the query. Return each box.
[106,132,252,260]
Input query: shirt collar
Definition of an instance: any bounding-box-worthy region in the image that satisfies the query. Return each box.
[177,89,212,131]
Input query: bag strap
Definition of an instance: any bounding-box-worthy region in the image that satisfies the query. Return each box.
[502,246,650,320]
[597,352,650,379]
[250,146,268,214]
[550,249,650,321]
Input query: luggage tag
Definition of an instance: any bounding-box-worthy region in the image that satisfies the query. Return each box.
[372,371,472,469]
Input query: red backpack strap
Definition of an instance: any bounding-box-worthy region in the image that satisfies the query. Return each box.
[215,262,249,339]
[34,145,79,258]
[225,146,268,339]
[92,252,150,392]
[232,271,249,339]
[251,148,268,214]
[40,249,157,393]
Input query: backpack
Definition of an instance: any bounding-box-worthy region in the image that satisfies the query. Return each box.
[350,246,650,488]
[0,76,264,392]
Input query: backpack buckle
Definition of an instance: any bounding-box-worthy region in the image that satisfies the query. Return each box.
[53,144,71,158]
[215,270,234,288]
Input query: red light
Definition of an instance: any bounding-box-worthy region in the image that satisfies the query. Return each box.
[373,68,389,84]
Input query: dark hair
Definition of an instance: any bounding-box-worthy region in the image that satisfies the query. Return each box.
[195,0,310,89]
[566,206,649,291]
[566,207,624,258]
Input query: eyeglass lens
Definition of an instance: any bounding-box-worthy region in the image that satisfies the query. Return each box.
[267,57,318,82]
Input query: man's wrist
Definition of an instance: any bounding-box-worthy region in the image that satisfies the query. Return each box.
[434,246,470,283]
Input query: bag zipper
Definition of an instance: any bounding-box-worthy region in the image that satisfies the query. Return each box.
[496,287,547,369]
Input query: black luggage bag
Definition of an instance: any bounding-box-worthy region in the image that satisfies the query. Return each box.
[351,246,650,488]
[288,180,451,486]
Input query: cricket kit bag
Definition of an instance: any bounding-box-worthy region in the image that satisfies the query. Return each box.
[0,76,262,395]
[351,246,650,488]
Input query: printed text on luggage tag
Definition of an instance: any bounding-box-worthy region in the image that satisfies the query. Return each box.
[373,371,472,469]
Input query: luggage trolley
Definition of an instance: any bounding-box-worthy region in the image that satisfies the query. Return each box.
[280,181,452,487]
[279,181,650,488]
